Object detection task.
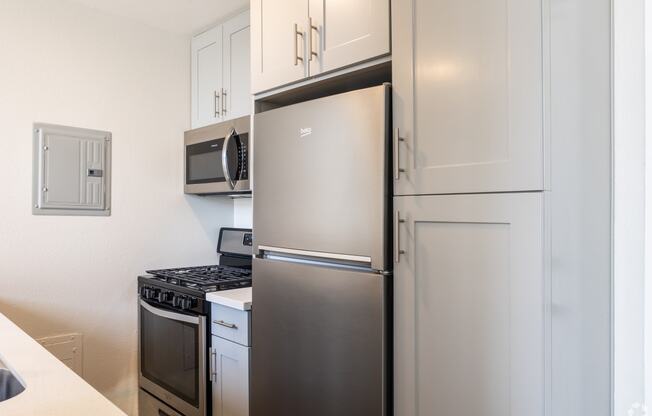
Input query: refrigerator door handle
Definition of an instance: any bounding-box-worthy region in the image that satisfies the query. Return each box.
[258,245,372,266]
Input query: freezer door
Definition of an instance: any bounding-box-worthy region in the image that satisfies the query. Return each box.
[251,257,389,416]
[253,84,391,271]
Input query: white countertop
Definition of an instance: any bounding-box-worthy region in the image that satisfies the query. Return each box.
[206,287,252,310]
[0,312,125,416]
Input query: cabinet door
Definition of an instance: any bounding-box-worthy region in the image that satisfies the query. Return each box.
[222,11,251,121]
[392,0,545,195]
[212,336,250,416]
[394,193,547,416]
[308,0,390,75]
[192,26,223,128]
[251,0,308,93]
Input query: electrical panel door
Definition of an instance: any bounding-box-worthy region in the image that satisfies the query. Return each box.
[33,123,111,216]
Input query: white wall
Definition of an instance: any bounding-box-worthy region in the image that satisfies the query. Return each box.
[234,198,253,228]
[614,0,647,414]
[0,0,233,414]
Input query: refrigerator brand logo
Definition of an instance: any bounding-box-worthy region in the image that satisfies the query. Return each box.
[299,127,313,138]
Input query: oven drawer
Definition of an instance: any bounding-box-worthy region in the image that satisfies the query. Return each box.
[139,389,183,416]
[211,303,251,346]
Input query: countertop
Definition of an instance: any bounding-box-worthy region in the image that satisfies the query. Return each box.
[206,287,252,310]
[0,312,125,416]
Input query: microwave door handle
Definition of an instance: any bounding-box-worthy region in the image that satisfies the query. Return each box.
[222,128,236,190]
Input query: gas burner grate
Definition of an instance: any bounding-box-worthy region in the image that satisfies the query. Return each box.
[146,265,252,292]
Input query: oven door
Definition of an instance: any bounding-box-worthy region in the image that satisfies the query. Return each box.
[139,299,207,416]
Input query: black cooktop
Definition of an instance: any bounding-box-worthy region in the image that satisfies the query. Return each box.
[145,264,252,293]
[139,228,254,312]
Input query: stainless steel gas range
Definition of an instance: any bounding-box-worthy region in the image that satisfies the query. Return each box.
[138,228,252,416]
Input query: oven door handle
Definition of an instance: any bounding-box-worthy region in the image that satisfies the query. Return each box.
[139,299,200,325]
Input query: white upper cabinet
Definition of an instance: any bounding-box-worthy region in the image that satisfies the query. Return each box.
[191,10,251,129]
[394,193,547,416]
[251,0,308,94]
[222,11,251,121]
[251,0,390,94]
[392,0,545,195]
[308,0,390,75]
[192,26,223,128]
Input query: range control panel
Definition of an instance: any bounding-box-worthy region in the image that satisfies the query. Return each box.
[218,228,253,257]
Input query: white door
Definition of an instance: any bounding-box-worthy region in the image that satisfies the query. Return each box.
[308,0,390,75]
[394,193,547,416]
[192,26,223,128]
[222,11,251,121]
[212,336,250,416]
[392,0,545,195]
[251,0,308,93]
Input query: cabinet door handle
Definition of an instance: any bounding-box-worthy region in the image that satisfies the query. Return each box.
[209,347,217,382]
[394,128,406,180]
[214,319,237,329]
[214,90,220,118]
[294,23,304,66]
[221,88,227,115]
[395,210,406,263]
[308,18,318,61]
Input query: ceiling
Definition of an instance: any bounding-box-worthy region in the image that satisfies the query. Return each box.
[67,0,250,35]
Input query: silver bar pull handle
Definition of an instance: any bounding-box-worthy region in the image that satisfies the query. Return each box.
[309,18,318,61]
[394,128,406,180]
[214,90,220,118]
[214,320,237,329]
[221,127,236,190]
[221,88,227,115]
[294,23,304,66]
[209,347,217,382]
[395,210,406,263]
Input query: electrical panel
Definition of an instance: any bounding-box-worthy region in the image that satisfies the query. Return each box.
[32,123,111,216]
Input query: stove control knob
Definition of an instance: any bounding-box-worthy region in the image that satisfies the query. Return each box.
[181,297,192,310]
[172,295,183,308]
[157,291,171,303]
[142,287,155,299]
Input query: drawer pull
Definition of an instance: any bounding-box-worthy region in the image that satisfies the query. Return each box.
[214,320,237,329]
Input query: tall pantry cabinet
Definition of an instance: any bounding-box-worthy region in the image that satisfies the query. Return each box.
[392,0,613,415]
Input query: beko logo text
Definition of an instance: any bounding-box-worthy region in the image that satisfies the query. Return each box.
[299,127,312,138]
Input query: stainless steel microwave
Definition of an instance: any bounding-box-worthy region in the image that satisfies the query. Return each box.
[184,116,250,195]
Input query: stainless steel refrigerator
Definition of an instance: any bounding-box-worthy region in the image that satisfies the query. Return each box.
[252,84,392,416]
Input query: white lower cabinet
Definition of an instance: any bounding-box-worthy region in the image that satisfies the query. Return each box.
[394,192,547,416]
[210,304,251,416]
[211,336,250,416]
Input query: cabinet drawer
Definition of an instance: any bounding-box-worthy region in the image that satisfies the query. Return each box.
[211,303,251,346]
